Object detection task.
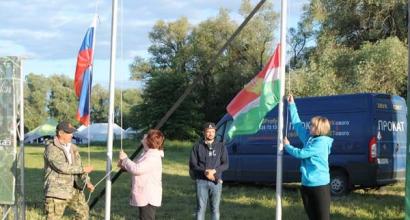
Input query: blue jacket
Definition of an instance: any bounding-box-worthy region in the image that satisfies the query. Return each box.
[285,103,333,187]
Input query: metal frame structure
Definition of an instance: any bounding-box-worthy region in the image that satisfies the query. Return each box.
[0,56,25,220]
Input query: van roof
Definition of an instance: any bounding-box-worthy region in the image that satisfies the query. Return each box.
[217,93,406,127]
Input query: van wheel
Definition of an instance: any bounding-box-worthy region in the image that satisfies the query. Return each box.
[330,170,349,196]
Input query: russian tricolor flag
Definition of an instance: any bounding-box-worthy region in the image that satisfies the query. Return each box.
[74,16,97,126]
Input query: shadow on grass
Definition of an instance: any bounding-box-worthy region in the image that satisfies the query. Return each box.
[89,172,282,220]
[329,189,404,220]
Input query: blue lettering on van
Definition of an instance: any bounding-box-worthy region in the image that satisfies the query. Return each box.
[332,131,350,136]
[260,118,354,137]
[288,121,310,130]
[378,120,405,132]
[332,121,350,126]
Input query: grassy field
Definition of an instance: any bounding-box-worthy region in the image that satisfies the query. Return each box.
[21,140,404,219]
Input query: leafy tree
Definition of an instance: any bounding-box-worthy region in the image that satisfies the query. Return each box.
[288,1,408,98]
[305,0,407,49]
[148,17,192,73]
[132,72,202,140]
[190,1,279,123]
[90,84,141,127]
[354,37,407,96]
[24,73,49,130]
[288,21,314,69]
[90,84,109,123]
[290,37,407,97]
[129,1,280,139]
[189,9,239,123]
[47,75,78,125]
[120,89,142,128]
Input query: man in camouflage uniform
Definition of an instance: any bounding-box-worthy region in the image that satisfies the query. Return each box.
[44,121,94,220]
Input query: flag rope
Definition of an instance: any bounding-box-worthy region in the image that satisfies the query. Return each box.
[284,0,293,137]
[84,0,101,168]
[86,168,118,203]
[87,0,101,165]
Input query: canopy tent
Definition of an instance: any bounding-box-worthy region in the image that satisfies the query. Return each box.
[24,118,58,144]
[24,119,88,144]
[77,123,125,142]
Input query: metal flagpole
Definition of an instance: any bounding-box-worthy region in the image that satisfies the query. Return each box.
[19,58,25,220]
[105,0,118,219]
[12,65,17,220]
[275,0,287,219]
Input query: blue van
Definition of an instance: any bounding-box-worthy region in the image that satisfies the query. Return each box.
[215,93,407,196]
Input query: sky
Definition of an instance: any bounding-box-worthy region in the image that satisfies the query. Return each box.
[0,0,309,89]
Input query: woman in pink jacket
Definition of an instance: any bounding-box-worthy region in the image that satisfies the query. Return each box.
[118,129,165,220]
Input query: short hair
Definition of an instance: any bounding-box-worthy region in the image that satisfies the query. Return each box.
[145,129,165,150]
[310,116,331,136]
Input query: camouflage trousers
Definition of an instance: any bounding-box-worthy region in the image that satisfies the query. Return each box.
[45,189,89,220]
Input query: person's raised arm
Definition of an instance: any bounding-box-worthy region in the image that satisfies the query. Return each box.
[288,95,309,143]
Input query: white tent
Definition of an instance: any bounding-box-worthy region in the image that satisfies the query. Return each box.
[77,125,87,132]
[77,123,125,142]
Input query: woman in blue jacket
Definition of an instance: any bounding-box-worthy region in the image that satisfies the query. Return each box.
[284,95,333,220]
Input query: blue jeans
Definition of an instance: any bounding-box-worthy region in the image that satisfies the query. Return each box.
[195,179,222,220]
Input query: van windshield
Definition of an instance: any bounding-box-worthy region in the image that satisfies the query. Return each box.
[216,120,233,142]
[222,120,233,142]
[216,123,225,142]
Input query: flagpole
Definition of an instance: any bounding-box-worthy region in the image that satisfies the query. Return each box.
[105,0,118,219]
[275,0,287,219]
[19,58,25,220]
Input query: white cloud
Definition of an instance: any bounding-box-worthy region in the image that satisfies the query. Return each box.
[0,40,34,57]
[127,20,156,28]
[2,0,309,86]
[0,29,60,40]
[1,0,283,60]
[127,50,149,59]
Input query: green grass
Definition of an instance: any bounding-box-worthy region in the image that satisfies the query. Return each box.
[19,140,405,219]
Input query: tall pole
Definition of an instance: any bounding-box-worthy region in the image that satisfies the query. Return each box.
[405,0,410,218]
[12,65,18,220]
[105,0,118,219]
[275,0,287,219]
[19,58,25,220]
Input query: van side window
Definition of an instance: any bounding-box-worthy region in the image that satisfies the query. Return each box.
[223,120,233,142]
[216,123,226,142]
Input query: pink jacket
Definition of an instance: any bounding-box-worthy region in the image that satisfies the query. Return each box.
[122,149,164,207]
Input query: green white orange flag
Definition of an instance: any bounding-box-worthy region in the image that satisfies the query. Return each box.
[226,44,281,138]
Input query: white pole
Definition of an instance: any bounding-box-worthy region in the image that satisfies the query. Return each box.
[276,0,287,219]
[19,58,25,220]
[105,0,118,219]
[12,65,17,220]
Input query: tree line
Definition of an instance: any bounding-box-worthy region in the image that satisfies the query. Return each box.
[24,73,141,131]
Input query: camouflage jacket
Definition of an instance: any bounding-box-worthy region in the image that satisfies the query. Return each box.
[44,137,89,199]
